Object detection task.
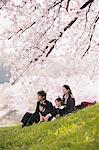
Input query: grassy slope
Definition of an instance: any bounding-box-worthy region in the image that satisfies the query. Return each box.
[0,105,99,150]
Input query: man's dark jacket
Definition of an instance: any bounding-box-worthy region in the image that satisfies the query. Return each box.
[21,100,53,126]
[35,100,53,114]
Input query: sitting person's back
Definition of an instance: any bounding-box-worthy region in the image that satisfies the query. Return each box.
[39,103,52,122]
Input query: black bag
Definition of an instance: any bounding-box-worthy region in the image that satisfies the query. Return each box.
[21,112,32,126]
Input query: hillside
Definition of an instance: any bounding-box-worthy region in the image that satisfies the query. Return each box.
[0,104,99,150]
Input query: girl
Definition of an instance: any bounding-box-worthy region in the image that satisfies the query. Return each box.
[49,97,65,121]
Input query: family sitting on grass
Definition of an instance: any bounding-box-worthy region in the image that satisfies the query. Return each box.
[21,85,96,127]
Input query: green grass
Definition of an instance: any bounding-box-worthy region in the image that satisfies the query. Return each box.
[0,105,99,150]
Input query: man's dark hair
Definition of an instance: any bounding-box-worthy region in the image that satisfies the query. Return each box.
[37,90,46,99]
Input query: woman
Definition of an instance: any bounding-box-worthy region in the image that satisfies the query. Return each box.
[62,85,75,114]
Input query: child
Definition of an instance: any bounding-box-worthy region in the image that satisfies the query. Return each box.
[50,97,65,121]
[39,103,52,122]
[39,98,65,122]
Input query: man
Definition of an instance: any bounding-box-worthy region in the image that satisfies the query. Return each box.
[21,90,53,127]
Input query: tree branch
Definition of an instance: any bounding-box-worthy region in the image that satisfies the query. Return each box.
[80,0,94,10]
[66,0,71,11]
[8,22,36,40]
[81,12,99,58]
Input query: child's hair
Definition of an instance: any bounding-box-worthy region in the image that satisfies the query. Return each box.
[55,97,62,104]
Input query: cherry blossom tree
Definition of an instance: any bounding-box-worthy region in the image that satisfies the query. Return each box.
[0,0,99,125]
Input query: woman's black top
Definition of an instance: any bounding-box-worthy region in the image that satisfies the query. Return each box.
[63,94,75,114]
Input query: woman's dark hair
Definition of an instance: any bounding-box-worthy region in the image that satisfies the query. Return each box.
[63,85,72,95]
[37,90,46,99]
[55,97,62,104]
